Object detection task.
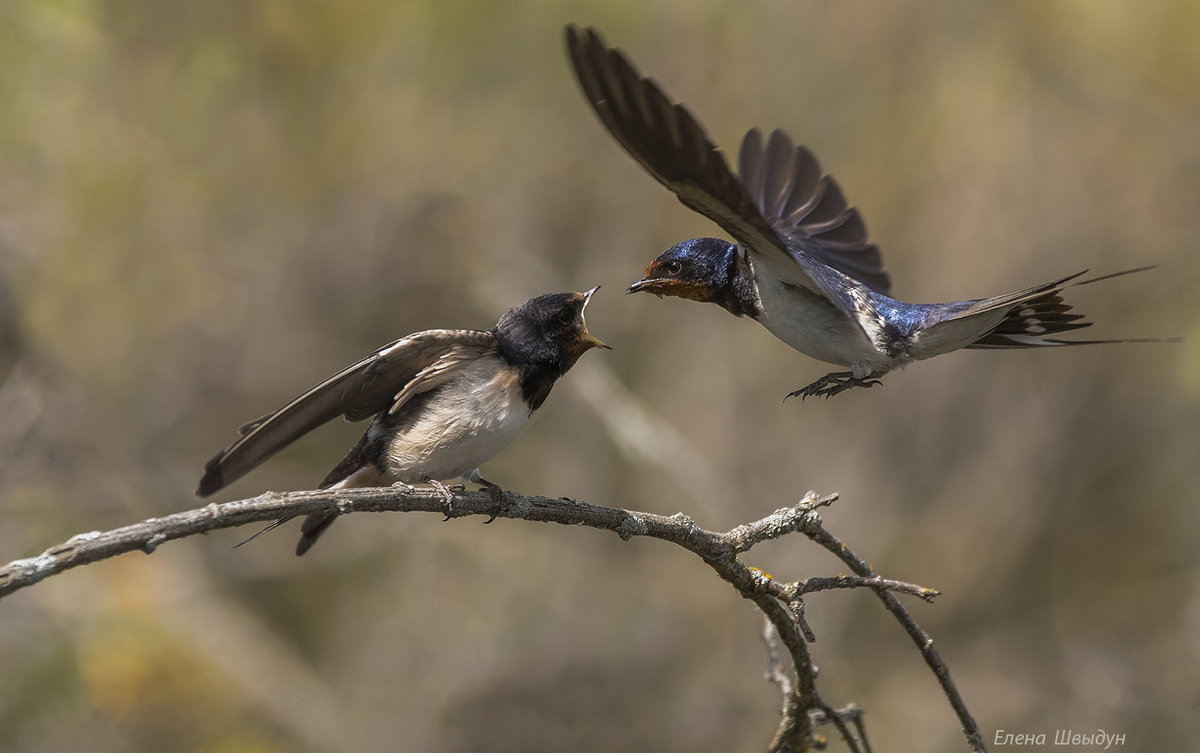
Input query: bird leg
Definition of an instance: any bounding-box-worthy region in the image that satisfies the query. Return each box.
[466,469,507,524]
[425,477,461,520]
[787,371,883,400]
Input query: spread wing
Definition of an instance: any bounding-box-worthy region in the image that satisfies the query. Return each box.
[565,25,889,312]
[737,128,889,293]
[196,329,498,496]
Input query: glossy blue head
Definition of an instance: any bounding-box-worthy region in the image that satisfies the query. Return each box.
[627,238,738,305]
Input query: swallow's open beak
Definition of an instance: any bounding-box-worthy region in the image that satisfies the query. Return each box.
[628,274,676,296]
[626,277,664,295]
[626,273,711,302]
[580,285,611,350]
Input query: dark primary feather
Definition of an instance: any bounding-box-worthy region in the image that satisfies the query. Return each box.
[196,329,497,497]
[565,25,890,296]
[566,27,773,246]
[737,129,889,293]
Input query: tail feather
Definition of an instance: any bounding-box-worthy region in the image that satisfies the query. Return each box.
[228,433,380,555]
[968,289,1092,348]
[967,266,1168,349]
[232,516,295,550]
[295,513,338,556]
[230,510,339,556]
[1070,265,1157,287]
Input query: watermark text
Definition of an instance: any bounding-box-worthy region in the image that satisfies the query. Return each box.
[993,729,1126,748]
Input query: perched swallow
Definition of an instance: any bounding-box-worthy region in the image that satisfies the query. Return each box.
[566,26,1160,399]
[197,288,608,555]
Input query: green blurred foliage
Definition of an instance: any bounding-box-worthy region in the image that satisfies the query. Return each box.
[1,1,1198,751]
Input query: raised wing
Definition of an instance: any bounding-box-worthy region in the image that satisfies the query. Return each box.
[196,329,497,496]
[565,25,883,315]
[738,128,889,293]
[566,26,774,248]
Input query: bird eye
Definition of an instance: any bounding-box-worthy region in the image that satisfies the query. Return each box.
[557,308,576,325]
[663,259,683,275]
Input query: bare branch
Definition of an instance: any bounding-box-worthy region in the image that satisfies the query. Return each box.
[0,487,836,599]
[792,575,941,602]
[805,525,988,753]
[0,485,981,752]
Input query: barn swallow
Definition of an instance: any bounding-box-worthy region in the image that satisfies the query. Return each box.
[197,288,608,555]
[566,26,1161,399]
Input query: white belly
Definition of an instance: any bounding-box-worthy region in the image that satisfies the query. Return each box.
[383,362,530,483]
[754,273,883,369]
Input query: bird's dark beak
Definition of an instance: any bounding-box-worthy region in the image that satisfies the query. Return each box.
[580,285,611,350]
[626,277,666,296]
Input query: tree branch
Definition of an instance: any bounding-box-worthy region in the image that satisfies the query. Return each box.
[0,485,982,752]
[804,525,988,753]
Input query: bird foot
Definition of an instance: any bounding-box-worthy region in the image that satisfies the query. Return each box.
[426,478,461,520]
[786,372,882,400]
[478,478,507,524]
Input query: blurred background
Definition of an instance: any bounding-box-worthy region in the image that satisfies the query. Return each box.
[1,1,1198,751]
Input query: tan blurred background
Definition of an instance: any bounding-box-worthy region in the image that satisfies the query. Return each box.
[1,1,1198,751]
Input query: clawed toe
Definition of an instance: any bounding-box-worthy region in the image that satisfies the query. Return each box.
[787,372,883,400]
[430,476,506,522]
[425,477,457,520]
[480,480,507,524]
